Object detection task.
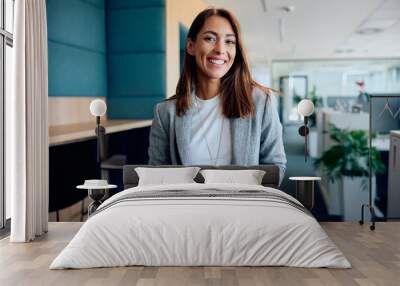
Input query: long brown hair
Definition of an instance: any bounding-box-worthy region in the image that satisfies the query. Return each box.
[174,8,270,118]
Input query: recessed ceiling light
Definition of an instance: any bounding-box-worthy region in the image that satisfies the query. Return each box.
[280,5,295,13]
[335,48,354,54]
[356,27,383,35]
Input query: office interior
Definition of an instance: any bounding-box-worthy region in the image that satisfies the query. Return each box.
[1,0,400,229]
[2,1,400,285]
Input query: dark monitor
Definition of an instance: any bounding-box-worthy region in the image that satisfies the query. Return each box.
[370,94,400,134]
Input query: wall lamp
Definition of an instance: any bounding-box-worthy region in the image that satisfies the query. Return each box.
[297,99,315,162]
[90,99,107,164]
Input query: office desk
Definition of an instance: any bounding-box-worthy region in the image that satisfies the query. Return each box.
[49,120,152,221]
[49,119,152,146]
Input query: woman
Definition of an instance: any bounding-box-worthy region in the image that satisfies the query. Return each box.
[148,8,286,184]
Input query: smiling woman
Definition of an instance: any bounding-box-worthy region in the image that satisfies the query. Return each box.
[148,8,287,184]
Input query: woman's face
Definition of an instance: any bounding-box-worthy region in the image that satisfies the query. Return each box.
[187,15,237,81]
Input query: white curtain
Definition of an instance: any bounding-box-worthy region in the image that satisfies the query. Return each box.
[7,0,49,242]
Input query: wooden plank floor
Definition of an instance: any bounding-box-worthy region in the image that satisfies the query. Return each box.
[0,222,399,286]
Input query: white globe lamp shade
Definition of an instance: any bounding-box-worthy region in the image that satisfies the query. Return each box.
[297,99,314,117]
[90,99,107,117]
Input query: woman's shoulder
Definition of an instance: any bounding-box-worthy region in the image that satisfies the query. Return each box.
[155,96,176,112]
[152,97,177,125]
[251,86,271,105]
[250,86,279,119]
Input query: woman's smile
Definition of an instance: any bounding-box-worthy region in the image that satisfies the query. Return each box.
[207,56,227,67]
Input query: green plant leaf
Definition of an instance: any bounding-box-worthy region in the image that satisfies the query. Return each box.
[315,123,385,184]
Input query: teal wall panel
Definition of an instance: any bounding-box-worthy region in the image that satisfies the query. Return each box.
[47,0,107,97]
[107,7,165,53]
[107,96,165,119]
[107,0,166,119]
[107,0,164,9]
[82,0,105,8]
[179,23,188,50]
[108,53,165,97]
[48,42,107,96]
[47,0,166,119]
[47,0,105,53]
[179,23,188,72]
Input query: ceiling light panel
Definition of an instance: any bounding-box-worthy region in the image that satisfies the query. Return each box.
[371,8,400,20]
[380,0,400,9]
[360,19,399,30]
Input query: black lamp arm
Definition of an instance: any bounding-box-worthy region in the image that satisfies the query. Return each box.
[95,116,105,164]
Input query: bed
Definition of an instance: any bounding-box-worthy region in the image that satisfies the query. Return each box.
[50,165,351,269]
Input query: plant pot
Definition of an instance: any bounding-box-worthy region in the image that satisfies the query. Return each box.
[318,170,342,216]
[341,176,376,222]
[319,175,377,221]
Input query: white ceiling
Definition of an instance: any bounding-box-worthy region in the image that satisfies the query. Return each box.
[205,0,400,64]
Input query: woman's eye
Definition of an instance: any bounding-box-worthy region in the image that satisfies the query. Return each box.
[205,36,216,42]
[226,40,236,45]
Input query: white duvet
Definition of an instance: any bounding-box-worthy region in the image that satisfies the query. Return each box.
[50,183,351,269]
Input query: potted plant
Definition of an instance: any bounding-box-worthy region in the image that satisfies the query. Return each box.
[315,124,385,220]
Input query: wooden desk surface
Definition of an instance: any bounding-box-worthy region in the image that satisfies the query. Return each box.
[49,119,152,146]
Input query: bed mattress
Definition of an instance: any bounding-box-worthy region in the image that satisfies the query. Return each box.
[50,183,351,269]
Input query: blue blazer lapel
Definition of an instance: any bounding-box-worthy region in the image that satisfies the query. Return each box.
[175,104,194,165]
[231,117,251,165]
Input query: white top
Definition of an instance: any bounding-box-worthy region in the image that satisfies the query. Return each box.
[184,93,232,165]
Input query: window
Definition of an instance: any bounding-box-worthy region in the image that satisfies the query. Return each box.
[1,0,14,230]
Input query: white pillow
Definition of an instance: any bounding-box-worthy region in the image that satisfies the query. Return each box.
[200,169,266,185]
[135,167,201,186]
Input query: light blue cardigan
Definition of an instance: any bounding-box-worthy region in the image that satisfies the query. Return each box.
[148,88,287,185]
